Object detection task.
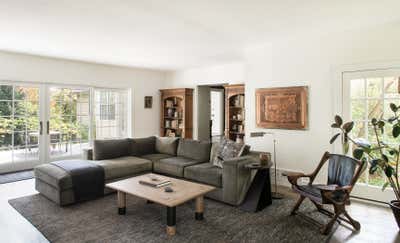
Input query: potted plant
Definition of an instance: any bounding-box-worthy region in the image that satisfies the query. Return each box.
[330,104,400,228]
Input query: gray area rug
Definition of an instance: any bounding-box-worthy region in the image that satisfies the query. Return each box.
[0,170,34,184]
[9,194,336,243]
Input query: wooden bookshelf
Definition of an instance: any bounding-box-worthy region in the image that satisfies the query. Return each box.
[224,84,245,143]
[160,88,193,138]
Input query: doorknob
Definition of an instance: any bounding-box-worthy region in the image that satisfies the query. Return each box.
[47,121,50,135]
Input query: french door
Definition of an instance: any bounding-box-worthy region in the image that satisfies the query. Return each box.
[0,83,92,174]
[342,68,400,202]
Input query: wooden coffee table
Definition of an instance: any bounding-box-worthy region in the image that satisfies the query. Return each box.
[106,173,215,236]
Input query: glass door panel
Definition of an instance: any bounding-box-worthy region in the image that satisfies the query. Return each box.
[0,84,40,172]
[48,87,90,159]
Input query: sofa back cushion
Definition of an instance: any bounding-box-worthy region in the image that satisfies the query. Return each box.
[130,136,156,156]
[93,138,131,160]
[177,139,211,162]
[155,137,179,156]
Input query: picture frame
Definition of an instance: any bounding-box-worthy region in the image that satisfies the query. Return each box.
[144,96,152,108]
[256,86,308,130]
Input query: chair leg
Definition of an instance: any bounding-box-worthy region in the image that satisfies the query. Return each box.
[290,195,305,215]
[311,200,323,211]
[320,204,343,235]
[343,210,361,231]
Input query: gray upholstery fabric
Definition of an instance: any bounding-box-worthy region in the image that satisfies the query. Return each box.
[212,139,246,168]
[177,139,211,162]
[34,164,73,190]
[130,136,156,156]
[155,137,179,156]
[140,153,173,162]
[93,139,131,160]
[91,156,152,180]
[154,156,202,177]
[209,142,220,163]
[82,148,93,160]
[328,154,357,187]
[35,178,75,206]
[222,155,254,205]
[184,163,222,187]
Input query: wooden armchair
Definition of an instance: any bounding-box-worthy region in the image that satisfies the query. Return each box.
[286,152,365,235]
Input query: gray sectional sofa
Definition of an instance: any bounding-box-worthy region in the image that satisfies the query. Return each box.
[35,136,268,206]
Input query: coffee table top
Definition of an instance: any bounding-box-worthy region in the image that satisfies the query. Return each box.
[106,173,216,207]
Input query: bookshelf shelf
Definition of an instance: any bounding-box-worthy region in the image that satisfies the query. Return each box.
[160,88,193,138]
[224,84,245,143]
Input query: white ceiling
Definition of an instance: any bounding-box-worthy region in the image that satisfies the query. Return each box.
[1,0,400,70]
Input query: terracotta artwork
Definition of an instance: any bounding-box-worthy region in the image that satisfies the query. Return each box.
[256,86,308,129]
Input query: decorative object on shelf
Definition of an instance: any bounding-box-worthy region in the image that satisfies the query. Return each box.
[160,88,193,138]
[250,131,283,199]
[144,96,153,109]
[256,86,308,130]
[259,153,269,166]
[224,84,245,142]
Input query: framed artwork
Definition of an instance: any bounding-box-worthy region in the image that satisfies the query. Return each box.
[256,86,308,129]
[144,96,152,108]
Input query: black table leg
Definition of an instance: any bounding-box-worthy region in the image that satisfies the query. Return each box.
[240,168,272,212]
[166,206,176,236]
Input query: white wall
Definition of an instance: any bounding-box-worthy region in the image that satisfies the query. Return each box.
[0,51,167,138]
[166,21,400,188]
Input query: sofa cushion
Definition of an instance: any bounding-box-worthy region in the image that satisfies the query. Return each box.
[212,139,246,168]
[141,153,173,162]
[93,138,131,160]
[155,137,179,156]
[154,156,202,177]
[130,136,156,156]
[184,163,222,187]
[92,156,152,180]
[177,139,211,162]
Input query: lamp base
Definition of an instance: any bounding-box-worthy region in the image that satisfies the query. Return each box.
[272,192,284,199]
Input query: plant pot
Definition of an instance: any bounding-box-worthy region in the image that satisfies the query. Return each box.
[389,200,400,229]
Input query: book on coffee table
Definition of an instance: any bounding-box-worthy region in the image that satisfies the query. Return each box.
[139,175,171,188]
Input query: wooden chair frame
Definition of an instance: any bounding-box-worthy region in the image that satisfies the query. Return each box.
[286,151,365,235]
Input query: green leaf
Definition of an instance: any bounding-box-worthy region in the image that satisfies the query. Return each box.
[382,182,390,191]
[390,103,398,112]
[388,116,397,123]
[393,125,400,138]
[369,164,378,174]
[382,154,389,162]
[331,123,340,128]
[371,118,378,125]
[378,120,385,128]
[385,166,394,177]
[334,115,343,127]
[342,122,354,133]
[329,133,341,144]
[353,148,364,160]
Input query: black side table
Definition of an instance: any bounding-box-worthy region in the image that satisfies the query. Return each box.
[239,162,273,212]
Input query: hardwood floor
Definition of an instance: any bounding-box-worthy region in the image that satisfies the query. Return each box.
[0,180,399,243]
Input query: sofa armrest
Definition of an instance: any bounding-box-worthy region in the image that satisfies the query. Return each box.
[222,155,256,205]
[82,148,93,160]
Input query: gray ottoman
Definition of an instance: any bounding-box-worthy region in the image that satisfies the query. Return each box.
[34,156,153,206]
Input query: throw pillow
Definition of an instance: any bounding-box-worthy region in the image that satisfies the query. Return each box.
[212,138,246,168]
[155,137,179,156]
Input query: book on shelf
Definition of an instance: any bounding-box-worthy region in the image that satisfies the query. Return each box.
[166,100,174,108]
[139,175,172,188]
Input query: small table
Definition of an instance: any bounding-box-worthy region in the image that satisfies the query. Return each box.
[106,173,215,236]
[239,161,273,212]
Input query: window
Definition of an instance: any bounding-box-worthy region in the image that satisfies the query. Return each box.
[349,76,400,186]
[94,89,128,139]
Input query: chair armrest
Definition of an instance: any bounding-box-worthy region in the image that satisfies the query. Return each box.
[222,156,255,205]
[82,148,93,160]
[283,172,312,186]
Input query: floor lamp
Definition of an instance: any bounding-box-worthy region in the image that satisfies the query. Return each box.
[250,132,284,199]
